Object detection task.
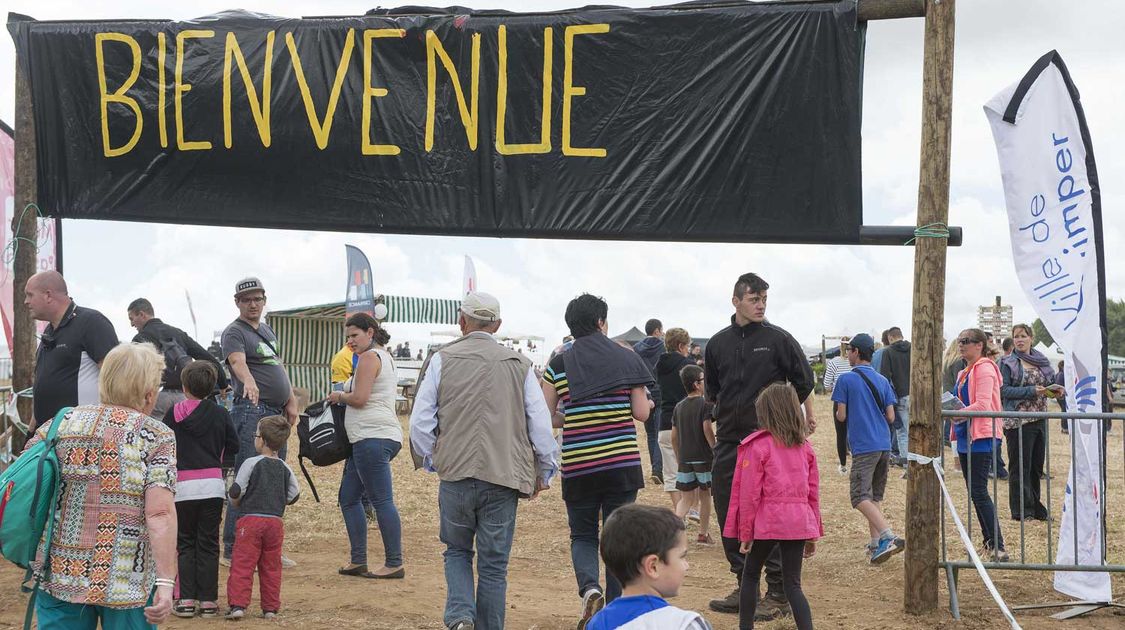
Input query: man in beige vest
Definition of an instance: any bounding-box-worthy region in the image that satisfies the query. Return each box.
[410,291,559,630]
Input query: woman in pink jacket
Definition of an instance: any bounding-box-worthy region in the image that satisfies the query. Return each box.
[724,383,821,630]
[951,328,1009,562]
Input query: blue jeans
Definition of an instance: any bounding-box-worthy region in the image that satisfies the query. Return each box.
[339,438,403,567]
[565,489,638,602]
[36,590,152,629]
[959,451,1005,551]
[223,398,285,555]
[438,478,520,630]
[895,395,910,459]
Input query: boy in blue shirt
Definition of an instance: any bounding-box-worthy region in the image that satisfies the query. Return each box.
[586,504,711,630]
[830,333,906,565]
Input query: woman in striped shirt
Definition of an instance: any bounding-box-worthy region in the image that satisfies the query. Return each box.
[542,294,655,630]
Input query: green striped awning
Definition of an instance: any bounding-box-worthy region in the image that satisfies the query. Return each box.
[265,295,459,398]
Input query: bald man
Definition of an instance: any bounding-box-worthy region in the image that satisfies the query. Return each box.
[24,271,118,428]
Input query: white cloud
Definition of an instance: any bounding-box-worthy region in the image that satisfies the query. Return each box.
[1,0,1124,358]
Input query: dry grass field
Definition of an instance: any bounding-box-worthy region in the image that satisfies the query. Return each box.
[0,393,1120,629]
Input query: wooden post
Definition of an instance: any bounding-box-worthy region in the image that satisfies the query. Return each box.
[12,57,38,452]
[904,0,955,614]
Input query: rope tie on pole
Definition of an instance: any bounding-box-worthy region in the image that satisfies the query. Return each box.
[905,222,951,246]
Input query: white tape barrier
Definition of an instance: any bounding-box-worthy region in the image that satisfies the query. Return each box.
[906,452,1022,630]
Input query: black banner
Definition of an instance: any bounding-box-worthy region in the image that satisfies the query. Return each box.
[8,2,865,243]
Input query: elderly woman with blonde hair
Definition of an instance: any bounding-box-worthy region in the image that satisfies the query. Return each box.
[26,342,179,629]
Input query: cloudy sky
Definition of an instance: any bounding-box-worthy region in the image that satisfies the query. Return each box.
[1,0,1123,360]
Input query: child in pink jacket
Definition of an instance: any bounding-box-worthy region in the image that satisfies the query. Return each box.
[724,383,821,630]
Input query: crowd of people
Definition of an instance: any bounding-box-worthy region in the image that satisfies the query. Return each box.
[13,265,1078,630]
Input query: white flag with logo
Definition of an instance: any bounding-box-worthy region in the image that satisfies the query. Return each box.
[985,50,1110,602]
[463,255,477,295]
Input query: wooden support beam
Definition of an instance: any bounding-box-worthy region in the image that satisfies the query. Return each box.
[858,0,926,21]
[12,58,38,452]
[904,0,955,615]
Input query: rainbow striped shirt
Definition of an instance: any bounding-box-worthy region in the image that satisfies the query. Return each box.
[545,355,645,501]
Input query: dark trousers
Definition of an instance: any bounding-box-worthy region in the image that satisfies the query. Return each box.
[1005,421,1047,519]
[832,407,848,467]
[176,498,224,601]
[565,489,637,602]
[739,540,812,630]
[959,452,1005,551]
[713,441,784,599]
[643,407,663,478]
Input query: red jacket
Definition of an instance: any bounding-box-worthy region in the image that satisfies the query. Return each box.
[723,430,823,542]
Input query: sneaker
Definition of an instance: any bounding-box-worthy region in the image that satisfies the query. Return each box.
[753,594,791,622]
[697,533,714,545]
[870,536,906,565]
[708,587,740,614]
[687,509,701,523]
[263,611,278,620]
[281,554,297,569]
[449,621,475,630]
[980,544,1010,563]
[837,464,848,475]
[220,555,232,568]
[997,469,1010,481]
[649,473,663,486]
[577,588,604,629]
[225,606,245,620]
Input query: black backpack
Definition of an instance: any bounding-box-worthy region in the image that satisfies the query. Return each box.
[158,336,193,385]
[296,400,351,501]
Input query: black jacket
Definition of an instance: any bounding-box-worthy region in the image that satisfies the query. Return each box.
[704,318,814,444]
[655,352,693,430]
[162,399,239,470]
[134,318,229,391]
[879,340,912,397]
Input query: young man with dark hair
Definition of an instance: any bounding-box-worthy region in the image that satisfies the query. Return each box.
[586,504,712,629]
[634,318,665,485]
[703,273,815,619]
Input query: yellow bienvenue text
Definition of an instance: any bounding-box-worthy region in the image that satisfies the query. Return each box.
[93,24,609,159]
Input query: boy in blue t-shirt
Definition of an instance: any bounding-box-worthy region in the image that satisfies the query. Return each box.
[585,504,711,630]
[830,333,906,565]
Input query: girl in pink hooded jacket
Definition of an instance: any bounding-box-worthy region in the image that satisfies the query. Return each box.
[724,383,821,630]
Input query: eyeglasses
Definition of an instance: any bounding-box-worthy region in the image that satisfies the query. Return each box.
[254,433,262,438]
[957,337,980,345]
[239,296,267,304]
[695,378,705,383]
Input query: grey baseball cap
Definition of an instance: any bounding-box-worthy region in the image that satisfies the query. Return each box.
[234,277,265,297]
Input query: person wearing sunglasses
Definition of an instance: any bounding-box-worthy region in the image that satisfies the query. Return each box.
[951,328,1009,562]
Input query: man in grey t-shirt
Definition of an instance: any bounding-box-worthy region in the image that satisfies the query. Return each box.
[221,277,298,562]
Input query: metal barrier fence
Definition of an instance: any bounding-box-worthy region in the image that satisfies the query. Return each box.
[939,409,1124,619]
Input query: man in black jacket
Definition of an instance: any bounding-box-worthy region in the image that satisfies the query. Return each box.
[704,273,816,620]
[879,327,912,466]
[128,297,229,418]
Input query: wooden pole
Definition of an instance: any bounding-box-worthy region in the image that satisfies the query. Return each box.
[12,57,38,452]
[904,0,955,614]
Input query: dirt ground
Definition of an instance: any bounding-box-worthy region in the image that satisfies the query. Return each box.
[0,394,1121,629]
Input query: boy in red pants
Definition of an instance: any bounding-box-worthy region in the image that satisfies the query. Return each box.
[226,415,300,620]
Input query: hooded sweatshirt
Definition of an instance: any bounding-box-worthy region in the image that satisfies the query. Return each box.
[879,339,912,397]
[163,398,239,501]
[655,352,692,430]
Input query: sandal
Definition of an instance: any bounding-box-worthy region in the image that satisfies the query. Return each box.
[199,602,220,618]
[173,599,197,618]
[338,564,369,576]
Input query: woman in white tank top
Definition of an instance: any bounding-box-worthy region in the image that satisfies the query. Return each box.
[326,313,405,579]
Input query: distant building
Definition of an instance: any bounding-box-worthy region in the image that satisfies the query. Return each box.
[977,296,1013,339]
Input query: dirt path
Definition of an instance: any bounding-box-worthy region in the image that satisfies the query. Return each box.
[0,394,1120,628]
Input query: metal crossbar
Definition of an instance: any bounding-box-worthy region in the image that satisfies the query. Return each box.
[937,409,1125,620]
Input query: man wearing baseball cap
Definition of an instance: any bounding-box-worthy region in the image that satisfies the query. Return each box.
[830,332,906,565]
[411,291,559,630]
[220,277,300,566]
